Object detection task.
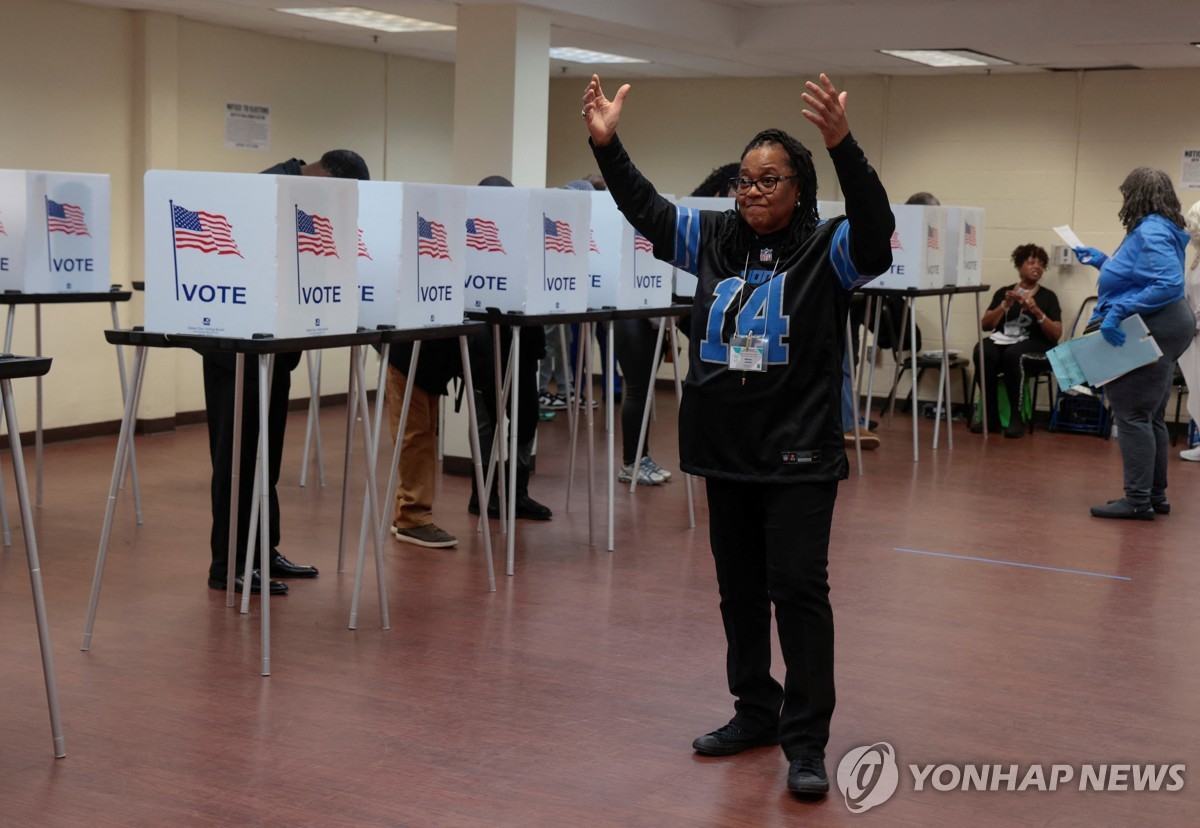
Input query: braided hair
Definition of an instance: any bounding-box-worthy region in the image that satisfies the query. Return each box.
[1117,167,1184,232]
[718,128,819,258]
[690,163,740,198]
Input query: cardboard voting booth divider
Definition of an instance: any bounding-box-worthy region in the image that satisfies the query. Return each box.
[0,170,111,293]
[462,188,590,316]
[671,196,733,298]
[943,206,984,287]
[587,191,674,310]
[357,182,466,330]
[144,171,358,338]
[863,204,946,290]
[817,200,845,221]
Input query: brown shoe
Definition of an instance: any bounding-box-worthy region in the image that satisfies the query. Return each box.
[843,429,880,450]
[391,523,458,548]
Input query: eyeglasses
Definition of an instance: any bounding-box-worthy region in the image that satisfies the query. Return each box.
[729,175,799,195]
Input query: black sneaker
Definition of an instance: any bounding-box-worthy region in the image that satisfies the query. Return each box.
[1107,497,1170,516]
[691,723,779,756]
[1090,498,1154,520]
[787,755,829,797]
[514,494,552,520]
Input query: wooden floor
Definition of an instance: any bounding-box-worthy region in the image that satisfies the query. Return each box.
[2,390,1198,826]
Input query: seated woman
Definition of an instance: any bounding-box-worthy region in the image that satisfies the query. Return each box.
[972,244,1063,437]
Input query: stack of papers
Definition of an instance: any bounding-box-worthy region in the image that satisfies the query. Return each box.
[1046,314,1162,390]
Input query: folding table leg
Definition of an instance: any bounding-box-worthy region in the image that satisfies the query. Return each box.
[630,319,668,493]
[256,354,273,676]
[336,348,359,572]
[3,377,66,758]
[82,345,147,650]
[667,317,695,528]
[110,302,143,524]
[226,354,244,608]
[459,335,496,592]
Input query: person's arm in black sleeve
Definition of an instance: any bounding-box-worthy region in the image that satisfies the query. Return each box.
[829,133,894,278]
[591,135,679,257]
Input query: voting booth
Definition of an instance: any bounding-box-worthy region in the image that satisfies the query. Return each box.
[144,171,358,338]
[357,182,466,330]
[671,196,733,298]
[863,204,946,290]
[0,170,111,293]
[817,200,845,221]
[942,206,985,287]
[462,188,590,315]
[587,191,674,310]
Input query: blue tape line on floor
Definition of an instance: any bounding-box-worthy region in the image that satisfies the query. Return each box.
[892,547,1131,581]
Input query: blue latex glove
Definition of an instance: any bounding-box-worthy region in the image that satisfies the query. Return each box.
[1074,246,1108,267]
[1099,314,1126,347]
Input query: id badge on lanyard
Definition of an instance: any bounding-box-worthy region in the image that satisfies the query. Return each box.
[729,253,779,375]
[729,333,767,372]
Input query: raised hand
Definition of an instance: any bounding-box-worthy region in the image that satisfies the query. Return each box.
[801,74,850,149]
[582,74,630,148]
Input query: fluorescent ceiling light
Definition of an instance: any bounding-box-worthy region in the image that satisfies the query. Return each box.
[549,47,647,64]
[880,49,1013,68]
[276,7,454,33]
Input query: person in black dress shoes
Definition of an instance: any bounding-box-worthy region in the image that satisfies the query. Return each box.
[204,149,370,594]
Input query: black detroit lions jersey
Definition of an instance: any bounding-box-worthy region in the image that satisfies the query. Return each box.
[593,133,893,482]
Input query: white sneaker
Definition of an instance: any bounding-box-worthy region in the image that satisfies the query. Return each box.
[618,462,662,485]
[641,455,672,481]
[1180,446,1200,461]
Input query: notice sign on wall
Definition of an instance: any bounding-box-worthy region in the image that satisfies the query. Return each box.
[225,102,270,150]
[1182,148,1200,190]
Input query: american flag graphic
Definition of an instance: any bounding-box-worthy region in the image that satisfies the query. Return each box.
[173,204,243,257]
[47,199,90,236]
[889,231,903,250]
[926,226,939,251]
[297,208,338,257]
[543,216,574,254]
[634,231,653,254]
[357,228,372,260]
[964,222,977,247]
[417,214,451,260]
[466,218,505,253]
[589,229,600,254]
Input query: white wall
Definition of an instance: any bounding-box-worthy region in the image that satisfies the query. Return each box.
[0,0,457,432]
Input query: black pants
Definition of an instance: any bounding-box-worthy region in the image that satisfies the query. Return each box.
[468,326,543,501]
[972,338,1047,428]
[704,477,838,759]
[203,351,301,581]
[613,318,662,465]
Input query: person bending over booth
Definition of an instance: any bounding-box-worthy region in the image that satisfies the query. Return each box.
[204,149,371,594]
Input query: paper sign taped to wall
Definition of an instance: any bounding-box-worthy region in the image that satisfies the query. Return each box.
[225,102,270,150]
[1182,148,1200,190]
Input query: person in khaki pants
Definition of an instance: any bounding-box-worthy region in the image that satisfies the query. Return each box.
[383,339,460,547]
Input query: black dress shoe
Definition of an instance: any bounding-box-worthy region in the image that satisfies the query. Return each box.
[692,723,779,756]
[269,552,319,578]
[467,495,500,519]
[1003,422,1025,438]
[207,570,289,594]
[514,494,552,521]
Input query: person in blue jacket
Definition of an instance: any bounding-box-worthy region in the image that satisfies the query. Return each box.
[1075,167,1192,520]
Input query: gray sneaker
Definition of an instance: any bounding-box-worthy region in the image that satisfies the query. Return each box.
[391,523,458,548]
[641,455,672,481]
[618,462,662,485]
